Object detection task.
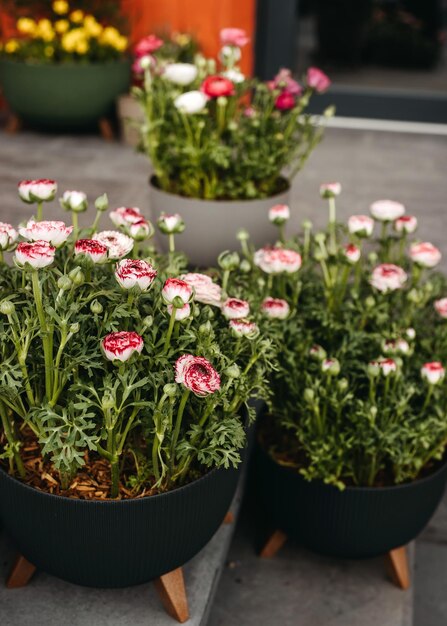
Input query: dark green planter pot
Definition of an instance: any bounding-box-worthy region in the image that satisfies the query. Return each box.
[256,441,447,559]
[0,59,131,130]
[0,464,240,588]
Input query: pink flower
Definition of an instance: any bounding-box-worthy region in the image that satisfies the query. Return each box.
[0,222,18,251]
[110,206,144,227]
[269,204,290,225]
[383,339,410,355]
[275,92,296,110]
[342,243,361,264]
[409,242,442,268]
[162,278,193,305]
[220,27,250,47]
[175,355,221,396]
[18,179,57,203]
[74,239,108,264]
[244,106,256,118]
[434,298,447,319]
[101,331,144,363]
[377,358,397,377]
[93,231,134,259]
[370,200,405,222]
[115,259,157,291]
[19,220,73,247]
[306,67,331,93]
[421,362,445,385]
[395,215,418,235]
[167,302,191,321]
[229,319,259,338]
[15,241,55,269]
[320,182,341,198]
[370,264,407,293]
[222,297,250,320]
[261,297,290,319]
[254,247,302,274]
[128,219,153,241]
[157,213,185,235]
[321,358,340,375]
[180,273,222,307]
[268,69,302,96]
[201,75,235,98]
[134,35,163,57]
[309,344,327,360]
[348,215,374,237]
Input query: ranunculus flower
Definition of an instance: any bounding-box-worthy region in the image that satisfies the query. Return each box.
[18,179,57,203]
[309,344,327,360]
[268,69,302,96]
[220,27,250,47]
[174,90,208,114]
[322,358,340,375]
[421,362,445,385]
[201,75,235,98]
[74,239,108,264]
[409,242,442,268]
[370,200,405,222]
[434,298,447,319]
[15,241,55,269]
[157,213,185,235]
[395,215,418,235]
[101,331,144,363]
[134,34,163,57]
[268,204,290,225]
[19,220,73,247]
[128,219,153,241]
[254,247,302,274]
[342,243,361,264]
[93,231,134,259]
[222,297,250,320]
[162,277,193,305]
[115,258,157,291]
[320,182,341,198]
[348,215,374,237]
[370,264,407,293]
[60,190,87,213]
[0,222,18,251]
[222,69,245,83]
[306,67,331,93]
[275,92,296,110]
[110,206,143,227]
[261,297,290,319]
[229,319,259,338]
[175,354,221,396]
[406,328,416,340]
[383,338,410,355]
[164,63,198,85]
[167,302,191,321]
[377,358,397,377]
[180,273,222,307]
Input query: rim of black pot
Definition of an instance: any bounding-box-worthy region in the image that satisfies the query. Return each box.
[258,438,447,494]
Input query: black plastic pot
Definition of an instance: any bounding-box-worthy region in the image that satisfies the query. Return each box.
[0,465,239,587]
[255,442,447,559]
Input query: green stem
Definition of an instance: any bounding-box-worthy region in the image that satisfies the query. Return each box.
[163,306,177,353]
[36,201,43,221]
[170,389,190,464]
[0,401,25,479]
[72,211,79,241]
[31,270,52,399]
[90,210,101,235]
[168,234,175,254]
[328,197,336,254]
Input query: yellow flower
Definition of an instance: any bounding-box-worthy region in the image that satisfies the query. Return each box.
[83,15,102,37]
[17,17,36,35]
[53,0,69,15]
[100,26,121,45]
[70,10,84,24]
[5,39,19,53]
[114,35,128,52]
[61,31,77,52]
[76,40,89,54]
[54,19,69,34]
[44,45,55,58]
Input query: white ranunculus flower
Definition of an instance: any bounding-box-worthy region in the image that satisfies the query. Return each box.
[370,200,405,222]
[174,91,208,115]
[222,69,245,83]
[164,63,198,86]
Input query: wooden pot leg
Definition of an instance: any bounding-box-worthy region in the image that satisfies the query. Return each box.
[98,117,115,141]
[259,529,288,558]
[154,567,189,623]
[6,554,36,589]
[5,113,22,134]
[385,545,410,590]
[223,510,235,524]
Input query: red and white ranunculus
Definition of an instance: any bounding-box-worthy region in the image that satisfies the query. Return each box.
[321,358,340,375]
[60,190,87,213]
[134,34,163,57]
[376,358,398,377]
[222,297,250,320]
[370,200,405,222]
[229,319,259,338]
[201,75,235,98]
[383,338,410,355]
[19,220,73,247]
[18,179,57,203]
[180,273,222,307]
[395,215,418,235]
[175,355,221,396]
[370,264,407,293]
[74,239,108,264]
[434,298,447,319]
[409,242,442,268]
[15,241,55,269]
[157,213,185,235]
[110,206,143,227]
[421,362,445,385]
[174,90,208,115]
[220,27,250,47]
[306,67,331,93]
[164,63,198,85]
[254,247,302,274]
[261,297,290,319]
[167,302,191,321]
[348,215,374,238]
[268,204,290,225]
[115,259,157,291]
[0,222,18,251]
[309,344,327,360]
[342,244,361,264]
[93,231,134,259]
[162,277,193,305]
[128,219,153,241]
[101,331,144,363]
[320,182,341,198]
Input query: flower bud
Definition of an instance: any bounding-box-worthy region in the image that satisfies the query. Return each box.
[304,388,315,403]
[95,193,109,212]
[407,288,421,304]
[367,361,380,378]
[309,344,326,361]
[199,321,212,335]
[322,358,340,376]
[218,250,240,271]
[60,190,88,213]
[338,378,348,393]
[90,299,103,314]
[69,322,80,334]
[368,252,378,265]
[163,383,178,397]
[240,260,251,273]
[365,296,375,310]
[225,363,241,378]
[314,232,326,244]
[302,219,313,231]
[69,267,84,285]
[236,229,249,242]
[57,275,72,291]
[0,300,15,315]
[142,315,153,328]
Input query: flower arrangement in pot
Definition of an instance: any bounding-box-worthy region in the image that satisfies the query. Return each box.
[0,178,276,590]
[225,186,447,561]
[0,0,130,130]
[134,26,333,266]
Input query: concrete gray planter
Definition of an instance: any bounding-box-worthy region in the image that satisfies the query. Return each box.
[149,177,290,267]
[117,94,144,147]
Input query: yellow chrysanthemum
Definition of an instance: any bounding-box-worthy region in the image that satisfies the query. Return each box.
[113,35,128,52]
[100,26,121,45]
[44,45,55,58]
[70,10,84,24]
[83,15,103,38]
[76,40,89,54]
[53,0,69,15]
[54,19,69,34]
[17,17,36,35]
[5,40,19,53]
